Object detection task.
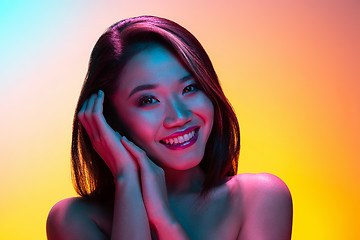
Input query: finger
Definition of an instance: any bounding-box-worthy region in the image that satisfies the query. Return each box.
[93,90,104,114]
[121,136,153,171]
[91,91,105,142]
[78,99,88,121]
[79,98,89,114]
[85,93,97,112]
[91,92,115,140]
[78,99,93,138]
[115,131,122,140]
[84,93,101,140]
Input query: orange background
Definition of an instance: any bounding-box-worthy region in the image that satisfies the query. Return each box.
[1,0,359,239]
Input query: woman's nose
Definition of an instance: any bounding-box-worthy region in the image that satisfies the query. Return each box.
[163,98,192,128]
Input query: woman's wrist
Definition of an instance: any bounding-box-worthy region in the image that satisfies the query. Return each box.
[114,168,139,185]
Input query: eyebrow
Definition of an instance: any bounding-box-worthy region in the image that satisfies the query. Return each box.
[127,75,193,99]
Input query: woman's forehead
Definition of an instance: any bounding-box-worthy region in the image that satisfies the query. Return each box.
[116,44,191,91]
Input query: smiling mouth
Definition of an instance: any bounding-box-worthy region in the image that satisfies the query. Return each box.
[160,127,199,148]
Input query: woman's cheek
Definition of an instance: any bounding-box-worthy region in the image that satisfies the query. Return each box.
[193,95,214,121]
[126,110,160,144]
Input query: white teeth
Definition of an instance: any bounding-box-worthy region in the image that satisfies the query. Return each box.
[184,134,190,141]
[189,131,194,138]
[162,130,196,145]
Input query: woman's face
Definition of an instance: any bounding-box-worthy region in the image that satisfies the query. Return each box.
[111,43,214,170]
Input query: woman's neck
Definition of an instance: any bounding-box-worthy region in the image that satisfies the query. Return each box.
[163,166,205,196]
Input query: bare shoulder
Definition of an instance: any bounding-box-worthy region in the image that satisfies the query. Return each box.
[229,173,293,240]
[233,173,291,196]
[46,197,109,240]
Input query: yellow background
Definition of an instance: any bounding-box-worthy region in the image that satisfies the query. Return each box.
[1,0,359,239]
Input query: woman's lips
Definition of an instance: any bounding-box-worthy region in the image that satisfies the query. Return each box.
[160,127,199,150]
[163,126,199,139]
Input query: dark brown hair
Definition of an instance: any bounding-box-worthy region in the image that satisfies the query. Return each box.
[71,16,240,201]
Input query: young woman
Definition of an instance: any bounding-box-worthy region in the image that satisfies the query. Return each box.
[47,16,293,240]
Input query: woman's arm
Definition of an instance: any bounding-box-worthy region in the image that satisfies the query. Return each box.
[77,90,151,239]
[120,137,190,240]
[112,171,151,240]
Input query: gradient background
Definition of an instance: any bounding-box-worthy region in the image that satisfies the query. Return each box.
[1,0,359,239]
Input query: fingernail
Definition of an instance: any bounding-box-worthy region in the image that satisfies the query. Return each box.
[98,90,103,96]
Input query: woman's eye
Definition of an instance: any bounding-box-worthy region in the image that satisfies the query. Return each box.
[183,84,199,94]
[138,96,159,106]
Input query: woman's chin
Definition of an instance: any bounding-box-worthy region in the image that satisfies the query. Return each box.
[159,158,202,172]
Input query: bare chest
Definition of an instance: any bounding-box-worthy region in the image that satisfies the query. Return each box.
[167,190,242,240]
[94,182,243,239]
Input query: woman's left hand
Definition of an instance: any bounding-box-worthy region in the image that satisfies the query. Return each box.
[120,137,191,239]
[120,136,174,226]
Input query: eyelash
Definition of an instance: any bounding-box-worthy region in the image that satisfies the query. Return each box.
[138,84,200,106]
[138,96,159,106]
[183,84,199,94]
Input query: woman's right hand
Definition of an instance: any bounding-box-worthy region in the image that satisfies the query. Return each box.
[77,90,138,180]
[78,91,152,239]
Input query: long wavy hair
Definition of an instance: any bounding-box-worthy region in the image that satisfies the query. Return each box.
[71,16,240,202]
